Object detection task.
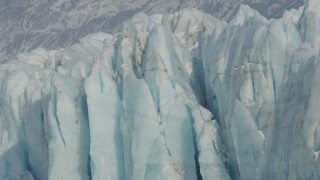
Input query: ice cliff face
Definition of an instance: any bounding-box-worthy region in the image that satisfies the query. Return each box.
[1,0,320,179]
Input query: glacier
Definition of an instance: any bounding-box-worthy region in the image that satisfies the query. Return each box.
[1,0,320,179]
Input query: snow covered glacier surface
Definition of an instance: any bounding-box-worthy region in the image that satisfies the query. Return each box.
[1,0,320,179]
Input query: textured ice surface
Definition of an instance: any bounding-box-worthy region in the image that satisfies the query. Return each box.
[1,0,320,179]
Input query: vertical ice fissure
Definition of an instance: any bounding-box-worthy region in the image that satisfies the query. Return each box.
[52,92,66,148]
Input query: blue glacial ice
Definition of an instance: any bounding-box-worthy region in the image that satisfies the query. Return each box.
[1,0,320,179]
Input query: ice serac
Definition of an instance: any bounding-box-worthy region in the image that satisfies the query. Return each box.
[84,34,126,180]
[1,0,320,179]
[45,75,90,180]
[115,13,229,179]
[198,0,320,179]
